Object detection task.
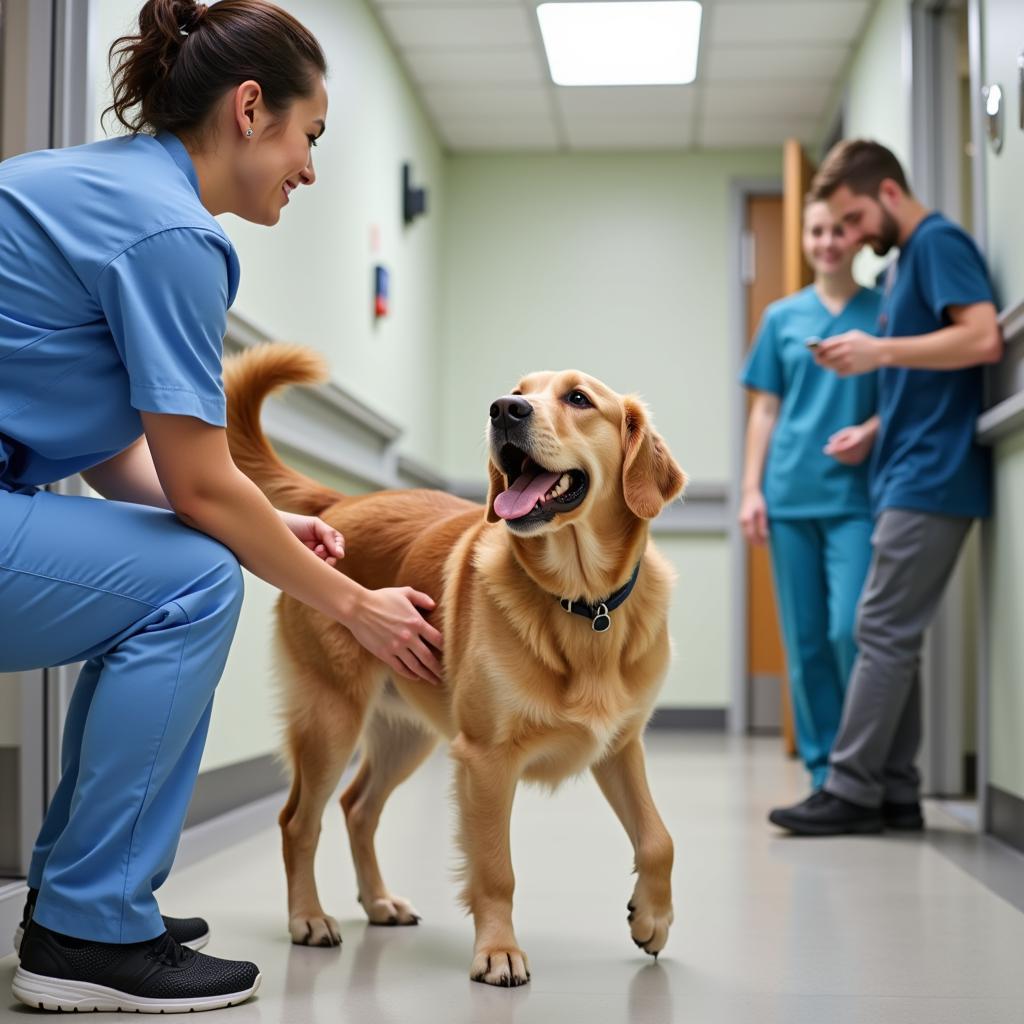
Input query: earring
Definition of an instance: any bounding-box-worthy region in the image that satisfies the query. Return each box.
[245,127,254,137]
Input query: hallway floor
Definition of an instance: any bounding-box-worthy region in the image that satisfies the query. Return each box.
[3,734,1023,1022]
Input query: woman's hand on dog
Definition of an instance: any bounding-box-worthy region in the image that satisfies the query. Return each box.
[279,511,345,565]
[347,586,445,686]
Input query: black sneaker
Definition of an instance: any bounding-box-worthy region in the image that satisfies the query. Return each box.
[14,888,209,955]
[768,790,884,836]
[12,920,260,1013]
[882,800,925,831]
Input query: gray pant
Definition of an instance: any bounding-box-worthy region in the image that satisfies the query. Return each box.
[824,509,972,808]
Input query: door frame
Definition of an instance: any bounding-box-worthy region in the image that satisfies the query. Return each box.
[728,177,783,735]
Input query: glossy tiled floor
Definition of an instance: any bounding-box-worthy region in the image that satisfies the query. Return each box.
[4,734,1024,1022]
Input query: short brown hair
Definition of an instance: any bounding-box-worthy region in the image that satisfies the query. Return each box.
[106,0,327,137]
[807,139,911,203]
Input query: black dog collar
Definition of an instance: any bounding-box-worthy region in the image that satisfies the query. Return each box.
[559,562,641,633]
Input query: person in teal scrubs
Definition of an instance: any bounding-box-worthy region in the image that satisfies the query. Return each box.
[1,0,442,1014]
[740,199,881,789]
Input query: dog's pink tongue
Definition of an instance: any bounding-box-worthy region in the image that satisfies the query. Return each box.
[493,470,561,521]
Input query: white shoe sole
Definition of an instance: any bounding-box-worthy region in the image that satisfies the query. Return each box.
[12,966,260,1013]
[14,925,209,956]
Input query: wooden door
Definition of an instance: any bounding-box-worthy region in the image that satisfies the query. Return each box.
[744,194,790,744]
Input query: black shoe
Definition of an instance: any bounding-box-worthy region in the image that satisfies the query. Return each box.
[768,790,883,836]
[12,920,260,1013]
[14,888,209,956]
[882,800,924,831]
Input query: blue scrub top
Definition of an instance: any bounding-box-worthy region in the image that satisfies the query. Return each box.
[742,285,881,519]
[872,213,993,519]
[0,132,240,492]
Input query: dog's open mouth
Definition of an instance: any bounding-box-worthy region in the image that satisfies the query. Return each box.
[493,443,589,526]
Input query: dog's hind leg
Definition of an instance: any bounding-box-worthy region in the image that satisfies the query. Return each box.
[341,705,438,926]
[279,683,371,948]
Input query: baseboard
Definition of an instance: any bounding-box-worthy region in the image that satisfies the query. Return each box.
[184,754,290,830]
[987,784,1024,855]
[647,707,727,730]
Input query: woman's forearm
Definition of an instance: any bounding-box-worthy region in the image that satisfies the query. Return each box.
[174,468,363,623]
[742,399,778,494]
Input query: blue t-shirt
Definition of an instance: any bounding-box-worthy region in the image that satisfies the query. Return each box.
[0,132,240,491]
[742,285,881,519]
[871,213,993,519]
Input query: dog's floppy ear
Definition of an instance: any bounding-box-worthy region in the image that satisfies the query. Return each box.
[485,458,505,524]
[621,397,686,519]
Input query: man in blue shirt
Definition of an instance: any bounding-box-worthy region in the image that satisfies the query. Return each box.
[768,139,1002,835]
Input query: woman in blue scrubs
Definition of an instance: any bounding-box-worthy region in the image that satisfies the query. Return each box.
[740,200,881,791]
[0,0,442,1013]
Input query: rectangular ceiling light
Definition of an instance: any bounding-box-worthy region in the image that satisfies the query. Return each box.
[537,1,702,87]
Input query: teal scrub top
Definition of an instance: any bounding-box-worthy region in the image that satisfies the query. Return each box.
[741,285,882,519]
[0,132,239,491]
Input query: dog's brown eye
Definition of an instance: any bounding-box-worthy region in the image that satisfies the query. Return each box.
[565,390,592,409]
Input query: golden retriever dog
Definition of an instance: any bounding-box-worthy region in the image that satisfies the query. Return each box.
[223,343,686,987]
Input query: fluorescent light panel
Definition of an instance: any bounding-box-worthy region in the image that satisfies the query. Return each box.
[537,1,702,87]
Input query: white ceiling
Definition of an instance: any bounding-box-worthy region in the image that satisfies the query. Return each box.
[367,0,877,152]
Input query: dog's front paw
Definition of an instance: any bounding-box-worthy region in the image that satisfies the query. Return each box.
[627,886,673,958]
[470,947,531,987]
[290,913,342,947]
[359,892,422,926]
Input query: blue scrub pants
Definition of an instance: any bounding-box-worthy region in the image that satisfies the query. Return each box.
[0,486,243,943]
[767,515,873,789]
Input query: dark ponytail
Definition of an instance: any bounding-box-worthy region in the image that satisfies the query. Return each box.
[105,0,327,137]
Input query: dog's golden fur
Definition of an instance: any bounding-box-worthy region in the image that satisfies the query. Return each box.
[223,343,686,987]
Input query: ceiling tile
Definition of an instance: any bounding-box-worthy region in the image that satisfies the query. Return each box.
[423,85,551,120]
[555,86,696,118]
[403,48,546,84]
[702,82,832,119]
[440,118,560,150]
[376,6,533,49]
[565,118,695,150]
[704,44,850,81]
[708,2,870,45]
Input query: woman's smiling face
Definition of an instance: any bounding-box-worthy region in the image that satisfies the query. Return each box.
[231,76,328,226]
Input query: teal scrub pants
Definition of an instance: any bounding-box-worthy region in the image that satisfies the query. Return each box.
[0,486,243,943]
[767,515,873,789]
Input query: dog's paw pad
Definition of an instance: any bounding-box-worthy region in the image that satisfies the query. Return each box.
[470,949,531,988]
[364,895,422,926]
[290,914,342,947]
[627,891,673,957]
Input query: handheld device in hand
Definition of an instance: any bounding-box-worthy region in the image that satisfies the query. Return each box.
[805,336,823,351]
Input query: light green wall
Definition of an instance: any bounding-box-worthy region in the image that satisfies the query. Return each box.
[438,149,779,485]
[981,0,1024,307]
[987,435,1024,797]
[980,0,1024,801]
[90,0,444,466]
[656,536,732,708]
[439,149,778,710]
[842,0,911,166]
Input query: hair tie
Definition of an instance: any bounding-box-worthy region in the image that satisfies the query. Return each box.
[182,3,209,34]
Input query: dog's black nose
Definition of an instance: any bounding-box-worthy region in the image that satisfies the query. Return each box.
[490,396,533,424]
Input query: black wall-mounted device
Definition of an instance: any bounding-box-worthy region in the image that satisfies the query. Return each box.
[402,162,427,225]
